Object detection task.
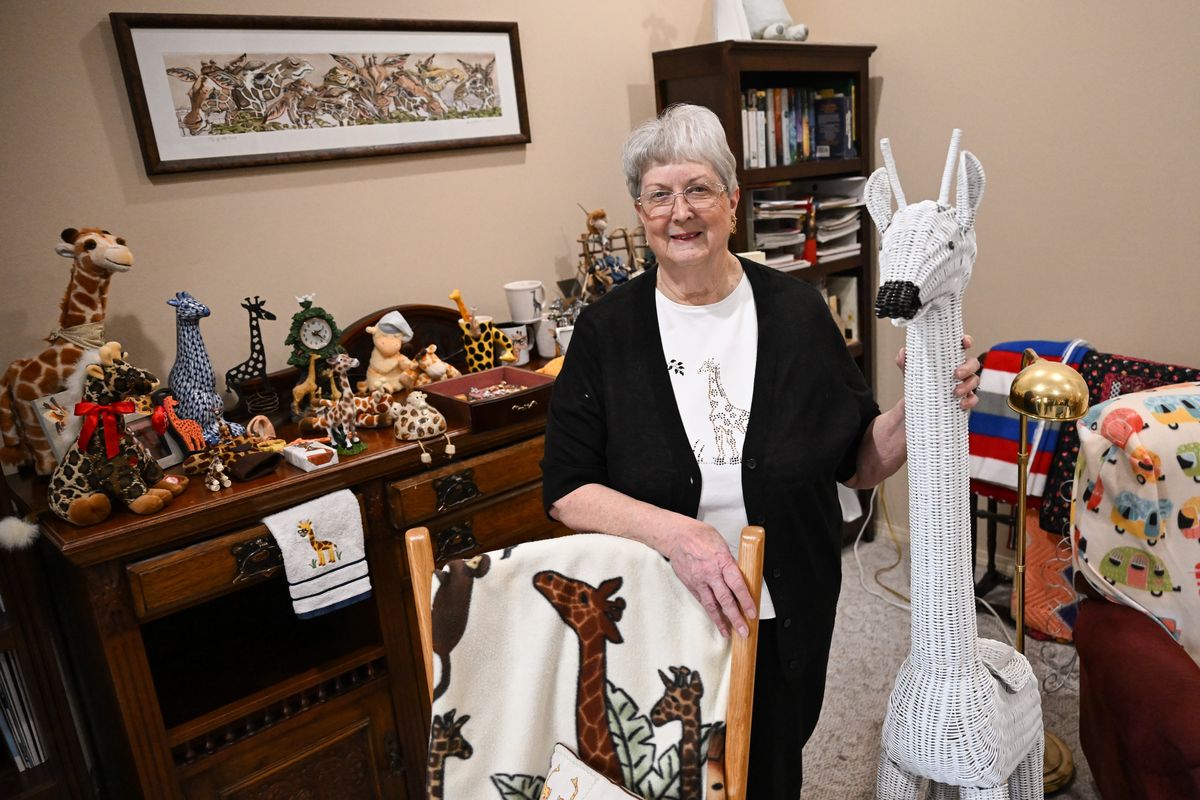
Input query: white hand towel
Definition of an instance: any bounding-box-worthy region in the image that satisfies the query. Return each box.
[263,489,372,619]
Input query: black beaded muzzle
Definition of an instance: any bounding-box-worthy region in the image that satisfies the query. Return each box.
[875,280,921,320]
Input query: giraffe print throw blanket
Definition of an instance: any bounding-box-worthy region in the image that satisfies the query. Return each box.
[428,534,732,800]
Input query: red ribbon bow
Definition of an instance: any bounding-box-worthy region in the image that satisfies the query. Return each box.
[75,401,135,459]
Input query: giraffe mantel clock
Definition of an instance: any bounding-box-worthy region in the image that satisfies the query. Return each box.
[285,294,345,415]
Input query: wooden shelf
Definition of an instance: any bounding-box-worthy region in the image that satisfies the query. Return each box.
[739,158,864,186]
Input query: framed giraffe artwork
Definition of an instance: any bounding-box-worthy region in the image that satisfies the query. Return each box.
[33,390,186,469]
[110,13,531,175]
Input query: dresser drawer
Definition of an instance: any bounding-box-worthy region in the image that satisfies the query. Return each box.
[387,436,545,528]
[425,483,569,565]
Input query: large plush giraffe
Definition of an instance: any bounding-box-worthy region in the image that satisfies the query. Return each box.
[167,291,244,445]
[224,295,277,414]
[0,228,132,475]
[866,131,1043,799]
[426,709,472,800]
[650,665,706,800]
[697,359,749,465]
[533,570,626,784]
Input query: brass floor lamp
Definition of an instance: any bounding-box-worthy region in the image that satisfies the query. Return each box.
[1007,348,1089,793]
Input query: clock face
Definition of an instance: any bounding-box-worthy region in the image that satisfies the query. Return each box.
[299,317,333,349]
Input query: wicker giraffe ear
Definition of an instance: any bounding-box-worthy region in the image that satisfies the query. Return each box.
[864,167,894,234]
[955,151,986,231]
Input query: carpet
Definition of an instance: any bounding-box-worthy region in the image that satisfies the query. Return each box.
[803,535,1099,799]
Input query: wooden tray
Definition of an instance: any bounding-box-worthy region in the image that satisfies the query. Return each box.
[423,366,554,432]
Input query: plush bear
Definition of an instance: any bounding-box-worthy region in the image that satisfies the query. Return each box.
[48,342,188,526]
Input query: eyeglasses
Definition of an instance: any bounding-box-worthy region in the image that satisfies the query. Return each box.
[636,182,726,217]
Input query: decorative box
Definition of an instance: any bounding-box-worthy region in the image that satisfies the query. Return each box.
[282,440,339,472]
[422,366,554,432]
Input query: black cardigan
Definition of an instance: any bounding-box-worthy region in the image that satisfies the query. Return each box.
[541,257,879,684]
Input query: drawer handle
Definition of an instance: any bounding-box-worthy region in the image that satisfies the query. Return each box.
[230,536,283,583]
[434,522,478,563]
[434,469,483,513]
[511,400,538,412]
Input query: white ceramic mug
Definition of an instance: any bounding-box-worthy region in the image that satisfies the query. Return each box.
[533,316,558,358]
[495,321,530,366]
[555,325,575,355]
[503,280,546,324]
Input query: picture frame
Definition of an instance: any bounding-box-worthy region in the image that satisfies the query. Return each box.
[110,13,531,175]
[34,391,186,470]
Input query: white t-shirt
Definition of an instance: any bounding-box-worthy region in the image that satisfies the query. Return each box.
[655,273,775,618]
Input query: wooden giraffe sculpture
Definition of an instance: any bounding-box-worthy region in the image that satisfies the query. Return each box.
[0,228,131,474]
[650,665,706,800]
[224,296,278,414]
[167,291,244,445]
[161,394,206,452]
[866,131,1043,800]
[297,519,338,567]
[697,359,750,466]
[426,709,472,800]
[533,570,626,784]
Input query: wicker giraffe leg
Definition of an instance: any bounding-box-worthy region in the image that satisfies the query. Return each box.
[876,754,922,800]
[960,785,1008,799]
[1007,731,1045,800]
[929,781,961,800]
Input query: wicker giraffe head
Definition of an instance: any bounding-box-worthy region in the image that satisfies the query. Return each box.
[865,129,986,326]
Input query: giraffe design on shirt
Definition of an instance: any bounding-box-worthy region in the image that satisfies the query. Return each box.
[697,359,748,465]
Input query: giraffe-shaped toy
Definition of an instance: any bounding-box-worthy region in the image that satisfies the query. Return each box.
[533,570,626,785]
[297,518,338,567]
[448,289,516,373]
[224,296,278,414]
[650,665,707,800]
[161,394,206,452]
[167,292,245,445]
[426,709,472,800]
[0,228,131,474]
[312,353,364,454]
[866,131,1043,800]
[697,359,749,465]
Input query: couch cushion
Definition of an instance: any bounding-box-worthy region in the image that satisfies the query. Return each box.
[1072,381,1200,666]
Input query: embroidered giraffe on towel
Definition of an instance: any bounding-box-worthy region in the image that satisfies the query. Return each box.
[866,131,1043,800]
[698,359,748,465]
[426,709,472,800]
[533,570,626,784]
[297,519,338,567]
[651,665,706,800]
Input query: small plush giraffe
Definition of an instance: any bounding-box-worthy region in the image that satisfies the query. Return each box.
[1,228,131,474]
[161,394,206,452]
[427,709,473,800]
[297,518,338,567]
[697,360,749,466]
[533,570,627,784]
[416,344,462,383]
[650,665,706,800]
[448,289,516,373]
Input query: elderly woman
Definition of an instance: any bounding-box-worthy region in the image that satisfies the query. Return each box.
[542,104,979,796]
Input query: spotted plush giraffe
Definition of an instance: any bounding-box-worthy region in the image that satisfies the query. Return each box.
[167,291,244,445]
[0,228,131,474]
[650,665,706,800]
[427,709,473,800]
[697,359,749,465]
[224,296,277,414]
[533,570,626,784]
[297,519,338,567]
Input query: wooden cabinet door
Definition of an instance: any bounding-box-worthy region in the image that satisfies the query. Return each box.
[181,681,407,799]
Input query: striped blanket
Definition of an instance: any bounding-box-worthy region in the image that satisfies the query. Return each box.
[968,339,1092,496]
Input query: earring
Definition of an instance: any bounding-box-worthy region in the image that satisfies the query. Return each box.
[729,213,738,235]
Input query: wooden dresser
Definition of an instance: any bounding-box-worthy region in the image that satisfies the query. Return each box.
[8,413,567,799]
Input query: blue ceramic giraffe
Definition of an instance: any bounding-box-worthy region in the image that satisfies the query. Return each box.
[167,291,244,445]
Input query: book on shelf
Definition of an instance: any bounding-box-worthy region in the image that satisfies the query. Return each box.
[826,275,861,343]
[739,80,857,168]
[814,94,848,159]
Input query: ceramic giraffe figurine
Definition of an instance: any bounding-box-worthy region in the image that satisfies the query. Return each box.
[427,709,473,800]
[650,665,706,800]
[0,228,131,474]
[533,570,627,784]
[167,291,244,445]
[867,131,1043,800]
[224,296,278,414]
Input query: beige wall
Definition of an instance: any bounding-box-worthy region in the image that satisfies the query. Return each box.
[3,2,1197,516]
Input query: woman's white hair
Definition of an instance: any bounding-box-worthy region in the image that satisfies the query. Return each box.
[621,104,738,199]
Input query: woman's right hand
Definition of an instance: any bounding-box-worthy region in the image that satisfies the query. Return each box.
[662,517,757,638]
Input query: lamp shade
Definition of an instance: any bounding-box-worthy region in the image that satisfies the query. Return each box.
[1007,354,1089,422]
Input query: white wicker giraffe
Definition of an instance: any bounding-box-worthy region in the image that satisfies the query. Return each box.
[867,131,1043,800]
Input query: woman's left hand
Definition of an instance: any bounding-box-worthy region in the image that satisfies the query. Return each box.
[896,333,981,410]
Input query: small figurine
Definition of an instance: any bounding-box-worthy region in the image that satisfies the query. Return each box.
[167,291,245,445]
[713,0,809,41]
[48,342,189,526]
[392,391,452,464]
[203,457,231,492]
[359,310,415,394]
[415,344,462,384]
[1,227,132,475]
[448,289,516,373]
[576,206,634,302]
[311,353,366,455]
[224,296,278,415]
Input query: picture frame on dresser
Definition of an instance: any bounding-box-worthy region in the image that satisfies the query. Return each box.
[33,390,185,469]
[110,13,532,175]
